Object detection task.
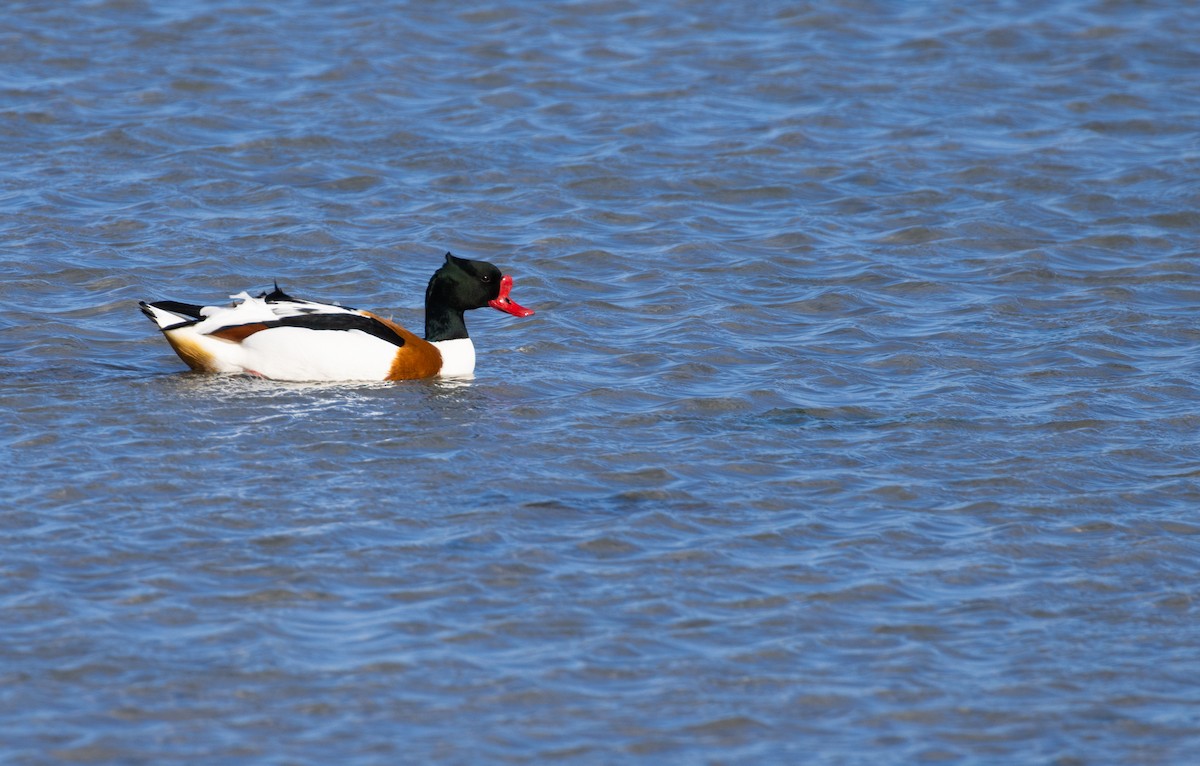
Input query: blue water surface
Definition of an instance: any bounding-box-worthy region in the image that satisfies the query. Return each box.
[2,0,1200,763]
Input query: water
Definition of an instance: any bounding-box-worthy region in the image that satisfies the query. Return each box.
[3,0,1200,762]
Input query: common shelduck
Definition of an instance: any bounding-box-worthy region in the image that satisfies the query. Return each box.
[139,253,534,381]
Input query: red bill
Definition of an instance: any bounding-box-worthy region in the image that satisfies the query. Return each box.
[488,274,534,317]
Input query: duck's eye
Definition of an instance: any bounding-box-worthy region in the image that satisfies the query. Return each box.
[481,274,492,282]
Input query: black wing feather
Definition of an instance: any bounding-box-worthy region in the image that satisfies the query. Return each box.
[260,283,358,311]
[145,300,207,319]
[262,282,297,302]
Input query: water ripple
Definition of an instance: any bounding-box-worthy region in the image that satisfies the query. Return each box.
[3,0,1200,763]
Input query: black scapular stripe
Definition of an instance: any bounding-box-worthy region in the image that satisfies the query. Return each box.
[251,313,406,347]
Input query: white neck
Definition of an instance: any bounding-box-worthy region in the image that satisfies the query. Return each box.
[431,338,475,377]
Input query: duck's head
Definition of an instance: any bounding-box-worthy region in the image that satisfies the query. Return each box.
[424,252,534,342]
[428,252,534,317]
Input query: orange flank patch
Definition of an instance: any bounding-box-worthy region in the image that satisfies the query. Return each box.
[209,323,270,343]
[163,331,220,372]
[363,311,443,380]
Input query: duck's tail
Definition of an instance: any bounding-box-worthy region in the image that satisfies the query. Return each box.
[139,300,205,330]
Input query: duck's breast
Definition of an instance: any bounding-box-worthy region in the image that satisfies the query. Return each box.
[430,338,475,377]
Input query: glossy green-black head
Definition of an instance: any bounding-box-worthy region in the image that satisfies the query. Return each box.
[428,253,504,310]
[424,252,534,342]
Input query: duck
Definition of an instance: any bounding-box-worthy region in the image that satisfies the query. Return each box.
[139,252,534,381]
